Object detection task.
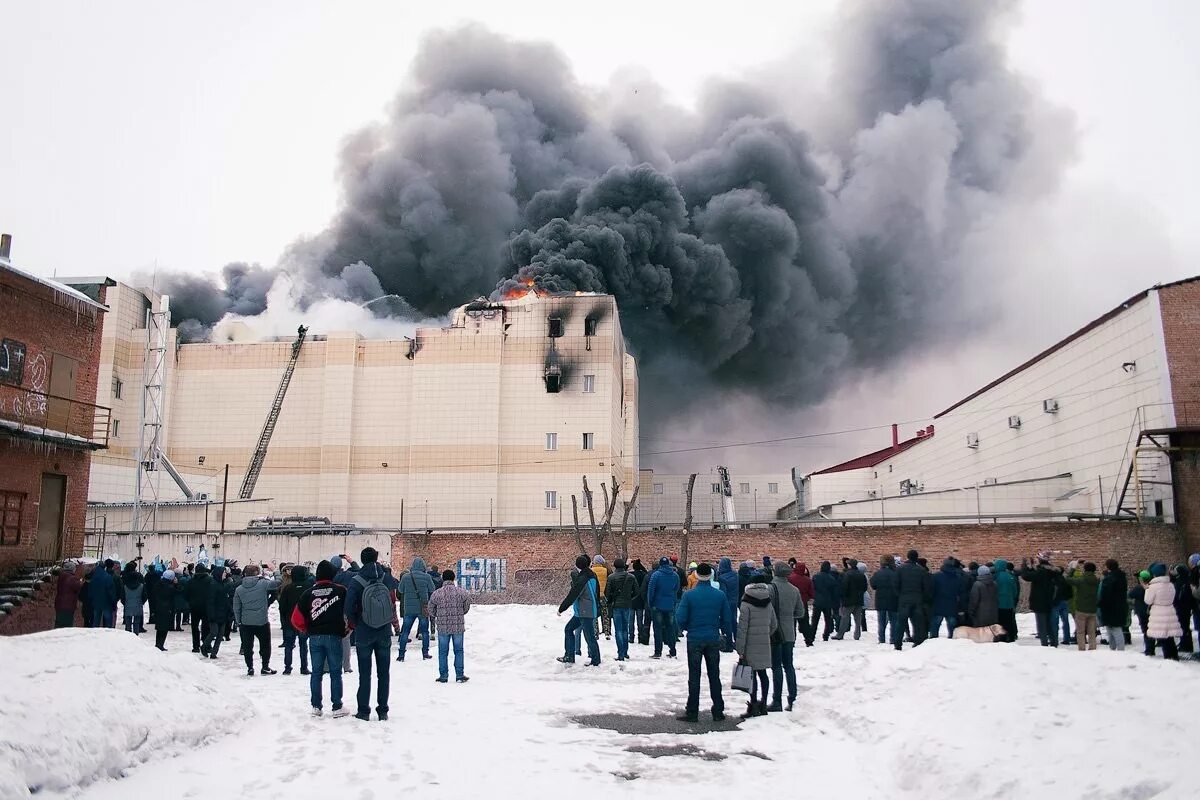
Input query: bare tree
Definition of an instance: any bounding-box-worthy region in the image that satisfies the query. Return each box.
[680,473,697,566]
[594,475,621,555]
[570,494,586,556]
[617,483,641,560]
[582,476,599,551]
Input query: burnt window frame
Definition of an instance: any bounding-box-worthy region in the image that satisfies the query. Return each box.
[548,317,564,338]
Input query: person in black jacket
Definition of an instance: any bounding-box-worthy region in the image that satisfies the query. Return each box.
[834,559,868,640]
[279,565,312,675]
[204,566,236,658]
[605,559,639,661]
[811,562,840,642]
[185,564,213,654]
[1096,560,1130,652]
[631,559,649,646]
[152,570,182,651]
[895,550,932,650]
[870,556,900,645]
[291,560,349,717]
[1020,557,1065,647]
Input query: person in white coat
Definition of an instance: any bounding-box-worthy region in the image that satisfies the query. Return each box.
[1144,563,1181,660]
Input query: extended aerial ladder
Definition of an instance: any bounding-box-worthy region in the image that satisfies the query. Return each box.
[238,325,307,499]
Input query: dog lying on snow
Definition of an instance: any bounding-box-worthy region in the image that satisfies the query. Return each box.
[952,624,1007,643]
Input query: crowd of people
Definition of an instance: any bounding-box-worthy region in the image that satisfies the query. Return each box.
[51,549,471,720]
[50,547,1200,723]
[554,550,1200,720]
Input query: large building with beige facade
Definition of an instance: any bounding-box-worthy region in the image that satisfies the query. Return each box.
[71,280,639,532]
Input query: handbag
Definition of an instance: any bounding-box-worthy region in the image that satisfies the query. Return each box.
[731,662,754,693]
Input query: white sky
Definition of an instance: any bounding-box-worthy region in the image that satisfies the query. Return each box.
[2,0,1197,470]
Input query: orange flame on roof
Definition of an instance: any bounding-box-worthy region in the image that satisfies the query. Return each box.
[500,276,546,301]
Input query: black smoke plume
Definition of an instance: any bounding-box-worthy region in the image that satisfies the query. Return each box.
[162,0,1068,424]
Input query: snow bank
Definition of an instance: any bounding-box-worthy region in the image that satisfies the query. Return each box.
[0,628,239,798]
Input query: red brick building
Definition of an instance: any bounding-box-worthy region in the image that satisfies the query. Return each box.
[0,235,110,577]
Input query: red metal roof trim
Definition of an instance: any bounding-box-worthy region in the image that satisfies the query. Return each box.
[810,433,931,475]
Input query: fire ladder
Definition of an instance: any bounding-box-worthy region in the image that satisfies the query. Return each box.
[238,325,307,499]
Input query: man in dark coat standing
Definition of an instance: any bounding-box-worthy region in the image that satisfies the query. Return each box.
[204,566,236,658]
[185,564,213,653]
[870,556,900,645]
[1020,557,1065,647]
[895,550,933,650]
[834,559,868,640]
[811,561,840,642]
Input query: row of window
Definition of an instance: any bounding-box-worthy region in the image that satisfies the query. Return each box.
[548,318,598,338]
[545,432,594,451]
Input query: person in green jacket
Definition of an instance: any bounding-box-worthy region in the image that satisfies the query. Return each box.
[993,559,1019,642]
[1066,562,1100,650]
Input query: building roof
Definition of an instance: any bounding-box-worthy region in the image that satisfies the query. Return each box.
[809,432,932,476]
[935,274,1200,419]
[0,257,108,311]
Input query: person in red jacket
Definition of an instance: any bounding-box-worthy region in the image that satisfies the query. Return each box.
[54,561,84,628]
[291,560,349,718]
[788,561,815,646]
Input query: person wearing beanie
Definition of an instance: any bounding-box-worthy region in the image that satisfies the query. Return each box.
[345,546,400,721]
[120,561,147,636]
[1129,569,1152,654]
[279,565,312,675]
[87,558,119,629]
[184,563,213,654]
[630,558,650,646]
[686,562,700,592]
[767,562,805,712]
[53,561,85,629]
[870,556,899,644]
[152,570,182,651]
[968,565,999,628]
[645,556,681,658]
[605,559,639,661]
[429,569,471,683]
[292,560,349,716]
[330,554,360,673]
[591,555,611,640]
[834,558,869,640]
[1169,564,1195,655]
[1098,559,1130,652]
[234,563,282,676]
[674,562,730,722]
[204,565,236,658]
[557,555,602,666]
[1144,563,1180,659]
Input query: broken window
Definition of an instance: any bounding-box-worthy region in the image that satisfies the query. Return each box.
[584,318,597,336]
[548,317,563,338]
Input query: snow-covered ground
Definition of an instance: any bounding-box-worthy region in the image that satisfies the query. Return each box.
[2,607,1194,799]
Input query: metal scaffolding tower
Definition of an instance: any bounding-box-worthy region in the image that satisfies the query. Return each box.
[132,297,171,531]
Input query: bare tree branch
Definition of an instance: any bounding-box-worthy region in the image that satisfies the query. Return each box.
[681,473,697,566]
[570,494,586,556]
[619,483,640,560]
[582,475,598,551]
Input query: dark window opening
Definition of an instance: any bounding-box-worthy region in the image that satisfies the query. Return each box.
[544,364,562,393]
[548,317,563,338]
[584,318,597,336]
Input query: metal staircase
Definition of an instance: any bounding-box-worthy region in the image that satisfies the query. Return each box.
[238,326,307,499]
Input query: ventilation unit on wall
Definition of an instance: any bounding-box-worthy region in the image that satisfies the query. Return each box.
[899,479,923,496]
[867,489,878,499]
[982,477,998,486]
[1043,398,1060,414]
[966,432,980,448]
[195,493,210,501]
[1008,415,1022,429]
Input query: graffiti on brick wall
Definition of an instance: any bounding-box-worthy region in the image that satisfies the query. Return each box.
[457,557,507,592]
[0,339,26,385]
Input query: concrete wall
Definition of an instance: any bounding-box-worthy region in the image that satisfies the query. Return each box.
[87,531,395,571]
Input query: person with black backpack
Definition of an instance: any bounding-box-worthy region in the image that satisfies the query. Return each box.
[344,547,399,722]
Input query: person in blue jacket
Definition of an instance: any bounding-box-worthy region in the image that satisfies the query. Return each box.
[556,555,601,666]
[716,557,740,652]
[929,558,967,638]
[811,561,840,642]
[88,559,119,628]
[646,557,681,658]
[675,563,730,722]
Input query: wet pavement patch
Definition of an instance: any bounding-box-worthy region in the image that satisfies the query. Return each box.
[571,712,743,736]
[627,743,727,761]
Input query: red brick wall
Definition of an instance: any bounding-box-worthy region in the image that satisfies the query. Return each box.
[0,268,104,576]
[390,522,1186,603]
[1158,279,1200,553]
[0,441,91,576]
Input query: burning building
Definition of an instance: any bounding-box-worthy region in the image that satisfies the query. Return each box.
[79,282,638,532]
